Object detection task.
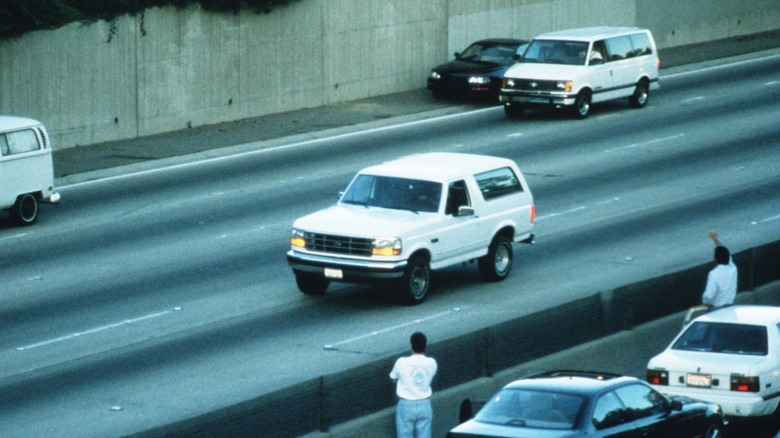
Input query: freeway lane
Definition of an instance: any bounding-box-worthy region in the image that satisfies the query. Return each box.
[0,54,779,437]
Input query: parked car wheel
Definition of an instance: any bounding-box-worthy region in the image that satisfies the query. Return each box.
[629,79,650,108]
[295,272,329,295]
[400,255,430,305]
[10,193,38,226]
[479,235,513,281]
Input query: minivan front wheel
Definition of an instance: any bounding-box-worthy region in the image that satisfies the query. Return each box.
[629,80,649,108]
[572,91,591,119]
[10,193,38,226]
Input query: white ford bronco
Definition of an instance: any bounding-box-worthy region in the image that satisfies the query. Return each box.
[286,153,535,304]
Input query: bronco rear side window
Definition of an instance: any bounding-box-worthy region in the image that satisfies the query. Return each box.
[475,167,524,200]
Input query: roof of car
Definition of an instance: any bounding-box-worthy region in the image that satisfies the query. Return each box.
[695,305,780,325]
[472,38,528,46]
[534,26,648,42]
[0,115,42,133]
[503,371,639,396]
[359,153,518,182]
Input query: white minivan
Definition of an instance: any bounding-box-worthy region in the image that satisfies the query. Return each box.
[500,26,660,119]
[0,116,60,225]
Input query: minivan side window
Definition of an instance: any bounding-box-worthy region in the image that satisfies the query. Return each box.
[629,33,652,56]
[475,167,524,200]
[605,36,634,61]
[0,129,41,156]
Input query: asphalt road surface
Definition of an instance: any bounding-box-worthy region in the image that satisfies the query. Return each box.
[1,51,779,437]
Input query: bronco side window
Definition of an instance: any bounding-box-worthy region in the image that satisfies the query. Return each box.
[446,180,470,215]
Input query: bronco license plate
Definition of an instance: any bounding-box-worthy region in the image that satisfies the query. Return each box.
[686,373,712,388]
[324,268,343,279]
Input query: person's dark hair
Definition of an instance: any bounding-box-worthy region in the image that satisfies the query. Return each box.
[411,332,427,353]
[714,246,730,265]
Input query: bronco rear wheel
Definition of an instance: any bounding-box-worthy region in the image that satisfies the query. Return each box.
[479,235,513,282]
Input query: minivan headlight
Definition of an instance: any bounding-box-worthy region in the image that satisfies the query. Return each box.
[372,237,402,256]
[555,80,573,92]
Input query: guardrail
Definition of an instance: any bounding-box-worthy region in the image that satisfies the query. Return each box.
[131,240,780,437]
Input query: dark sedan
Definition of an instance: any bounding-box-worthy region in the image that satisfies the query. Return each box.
[427,38,528,101]
[448,370,726,438]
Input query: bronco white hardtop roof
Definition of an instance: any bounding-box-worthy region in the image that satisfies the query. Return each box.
[0,115,43,133]
[358,153,517,183]
[534,26,648,42]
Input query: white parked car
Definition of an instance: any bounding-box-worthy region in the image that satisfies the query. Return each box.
[647,305,780,418]
[286,153,535,304]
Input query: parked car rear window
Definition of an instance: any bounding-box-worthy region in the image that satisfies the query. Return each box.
[475,167,524,200]
[672,322,768,356]
[474,388,582,430]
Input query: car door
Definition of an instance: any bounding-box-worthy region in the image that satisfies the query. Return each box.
[613,383,689,438]
[430,179,483,265]
[586,40,614,103]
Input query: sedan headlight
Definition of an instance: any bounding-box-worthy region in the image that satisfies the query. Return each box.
[372,237,402,256]
[468,76,490,84]
[429,71,441,80]
[290,229,306,248]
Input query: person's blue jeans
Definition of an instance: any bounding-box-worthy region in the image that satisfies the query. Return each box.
[395,398,432,438]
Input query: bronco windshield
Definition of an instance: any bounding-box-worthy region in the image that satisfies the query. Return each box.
[341,174,442,213]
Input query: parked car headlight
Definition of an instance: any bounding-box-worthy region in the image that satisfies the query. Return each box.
[468,76,490,84]
[429,71,441,80]
[372,237,402,256]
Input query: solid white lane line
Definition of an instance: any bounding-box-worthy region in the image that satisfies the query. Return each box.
[16,309,176,351]
[323,308,459,350]
[603,133,685,153]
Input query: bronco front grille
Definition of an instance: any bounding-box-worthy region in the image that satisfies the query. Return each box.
[305,232,373,256]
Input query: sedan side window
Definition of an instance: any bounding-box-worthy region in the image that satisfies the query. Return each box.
[592,391,626,430]
[614,384,667,421]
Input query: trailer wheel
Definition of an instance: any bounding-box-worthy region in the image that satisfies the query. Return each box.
[10,193,38,226]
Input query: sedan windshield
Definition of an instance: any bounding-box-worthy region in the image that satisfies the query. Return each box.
[672,322,768,355]
[341,174,442,213]
[522,40,589,65]
[459,42,522,65]
[474,388,582,430]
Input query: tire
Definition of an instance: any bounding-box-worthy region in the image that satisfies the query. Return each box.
[478,235,513,282]
[703,424,723,438]
[572,91,591,119]
[504,103,524,118]
[295,272,329,295]
[399,256,430,305]
[10,193,38,226]
[628,80,649,108]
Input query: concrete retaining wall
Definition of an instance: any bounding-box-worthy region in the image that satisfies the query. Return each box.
[2,0,779,149]
[131,241,780,437]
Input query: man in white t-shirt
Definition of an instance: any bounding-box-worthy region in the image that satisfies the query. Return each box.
[701,230,738,309]
[389,332,438,438]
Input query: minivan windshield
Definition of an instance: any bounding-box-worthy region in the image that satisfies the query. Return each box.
[341,174,442,213]
[521,40,589,66]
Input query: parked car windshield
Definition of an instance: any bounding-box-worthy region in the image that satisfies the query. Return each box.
[474,388,582,430]
[459,42,522,65]
[341,174,442,213]
[522,40,589,65]
[672,322,768,355]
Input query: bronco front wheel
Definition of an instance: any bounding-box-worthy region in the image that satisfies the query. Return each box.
[399,256,430,305]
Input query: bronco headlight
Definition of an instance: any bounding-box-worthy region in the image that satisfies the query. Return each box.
[290,229,306,248]
[372,237,402,256]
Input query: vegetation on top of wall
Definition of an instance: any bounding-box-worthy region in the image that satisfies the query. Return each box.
[0,0,298,39]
